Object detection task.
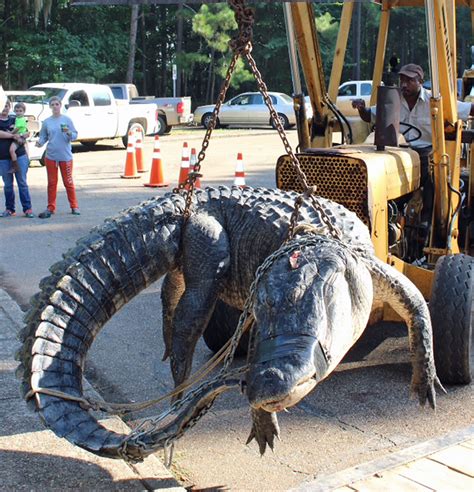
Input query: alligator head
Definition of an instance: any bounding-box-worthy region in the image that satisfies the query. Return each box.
[246,238,373,413]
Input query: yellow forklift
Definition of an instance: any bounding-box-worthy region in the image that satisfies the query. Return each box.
[276,0,474,384]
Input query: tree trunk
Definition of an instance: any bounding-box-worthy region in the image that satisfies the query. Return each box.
[352,1,361,80]
[1,0,12,86]
[205,48,215,104]
[141,8,147,95]
[176,4,183,97]
[159,7,168,96]
[126,5,139,84]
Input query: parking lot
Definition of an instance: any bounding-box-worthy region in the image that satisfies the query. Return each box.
[1,128,473,490]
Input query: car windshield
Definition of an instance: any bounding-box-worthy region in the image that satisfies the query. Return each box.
[8,94,44,104]
[279,93,293,104]
[29,87,67,103]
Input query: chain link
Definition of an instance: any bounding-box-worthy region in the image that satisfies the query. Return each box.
[118,369,245,462]
[174,0,255,219]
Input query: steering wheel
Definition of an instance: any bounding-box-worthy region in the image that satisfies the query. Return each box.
[400,121,422,143]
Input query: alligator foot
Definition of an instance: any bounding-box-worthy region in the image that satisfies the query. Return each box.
[411,372,446,409]
[246,408,280,455]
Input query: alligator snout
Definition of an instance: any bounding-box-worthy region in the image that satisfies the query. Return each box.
[246,334,327,412]
[247,362,317,412]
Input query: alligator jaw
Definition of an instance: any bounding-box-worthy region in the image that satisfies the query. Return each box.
[256,376,317,413]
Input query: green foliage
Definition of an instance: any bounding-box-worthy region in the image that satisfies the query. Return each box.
[0,1,472,101]
[193,4,236,52]
[191,3,253,97]
[8,27,127,85]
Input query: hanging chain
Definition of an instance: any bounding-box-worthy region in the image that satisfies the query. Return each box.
[242,49,342,241]
[173,0,341,240]
[173,51,240,219]
[118,369,245,463]
[174,0,255,219]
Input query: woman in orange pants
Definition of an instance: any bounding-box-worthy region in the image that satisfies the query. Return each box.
[36,96,80,218]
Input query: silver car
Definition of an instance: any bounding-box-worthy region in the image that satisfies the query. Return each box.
[193,91,310,130]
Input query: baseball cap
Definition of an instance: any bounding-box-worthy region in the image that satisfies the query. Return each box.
[398,63,424,80]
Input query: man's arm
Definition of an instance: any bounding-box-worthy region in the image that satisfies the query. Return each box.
[351,99,372,123]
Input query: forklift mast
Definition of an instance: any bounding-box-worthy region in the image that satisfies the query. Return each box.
[286,0,473,258]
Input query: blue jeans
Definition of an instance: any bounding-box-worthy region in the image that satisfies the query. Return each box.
[0,154,32,213]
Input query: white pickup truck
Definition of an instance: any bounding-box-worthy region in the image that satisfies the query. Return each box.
[11,83,158,161]
[108,83,192,135]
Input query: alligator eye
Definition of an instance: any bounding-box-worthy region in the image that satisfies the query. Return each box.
[266,295,276,307]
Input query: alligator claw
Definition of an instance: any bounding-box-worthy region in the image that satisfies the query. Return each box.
[411,374,446,410]
[246,408,280,455]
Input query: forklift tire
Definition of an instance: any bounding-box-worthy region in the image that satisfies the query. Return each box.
[203,299,249,357]
[429,254,473,384]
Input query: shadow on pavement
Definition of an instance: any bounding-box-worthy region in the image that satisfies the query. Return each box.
[0,449,180,490]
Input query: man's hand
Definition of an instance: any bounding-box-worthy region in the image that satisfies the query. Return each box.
[351,98,366,111]
[351,98,371,123]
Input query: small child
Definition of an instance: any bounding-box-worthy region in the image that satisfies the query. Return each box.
[9,102,29,173]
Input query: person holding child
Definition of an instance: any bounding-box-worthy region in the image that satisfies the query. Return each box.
[36,96,80,219]
[9,102,29,173]
[0,99,34,218]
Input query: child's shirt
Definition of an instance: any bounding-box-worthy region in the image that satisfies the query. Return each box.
[14,116,28,135]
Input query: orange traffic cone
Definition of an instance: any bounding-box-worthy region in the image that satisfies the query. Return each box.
[135,133,146,173]
[145,136,168,188]
[121,135,140,179]
[233,152,246,187]
[178,142,190,185]
[189,147,201,189]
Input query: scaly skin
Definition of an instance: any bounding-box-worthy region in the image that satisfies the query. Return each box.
[15,186,442,458]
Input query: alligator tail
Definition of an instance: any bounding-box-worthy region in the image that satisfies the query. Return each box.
[15,195,184,458]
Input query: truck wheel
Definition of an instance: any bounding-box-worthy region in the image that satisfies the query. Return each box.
[164,125,172,134]
[122,122,145,147]
[429,254,473,384]
[203,299,249,357]
[153,115,167,136]
[272,113,290,130]
[202,113,220,130]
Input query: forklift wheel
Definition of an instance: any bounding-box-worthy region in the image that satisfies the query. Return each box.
[429,254,473,384]
[203,299,249,357]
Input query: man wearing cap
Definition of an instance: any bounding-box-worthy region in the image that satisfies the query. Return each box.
[352,63,473,223]
[352,63,473,148]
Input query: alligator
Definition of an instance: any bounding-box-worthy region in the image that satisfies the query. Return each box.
[16,186,442,459]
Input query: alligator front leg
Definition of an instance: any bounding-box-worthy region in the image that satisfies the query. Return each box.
[170,213,230,389]
[161,270,185,361]
[369,258,445,408]
[246,408,280,455]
